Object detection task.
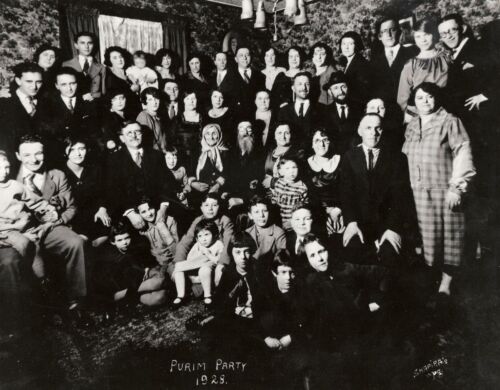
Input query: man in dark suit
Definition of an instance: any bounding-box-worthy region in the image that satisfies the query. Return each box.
[340,114,413,267]
[208,51,238,107]
[232,46,265,115]
[0,62,43,165]
[320,72,363,155]
[277,72,324,149]
[370,17,418,104]
[104,121,177,230]
[162,79,182,121]
[62,31,105,101]
[38,67,98,166]
[15,134,88,322]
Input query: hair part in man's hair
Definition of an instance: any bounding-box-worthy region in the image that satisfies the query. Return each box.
[375,16,401,36]
[136,195,154,212]
[140,87,161,104]
[248,194,271,212]
[201,192,220,206]
[109,219,131,241]
[74,31,96,43]
[235,45,251,56]
[228,231,257,256]
[55,66,79,81]
[194,219,220,241]
[271,249,295,273]
[120,120,141,133]
[408,81,442,107]
[302,232,326,250]
[439,13,464,27]
[17,133,44,150]
[13,62,43,79]
[291,202,313,216]
[293,71,312,83]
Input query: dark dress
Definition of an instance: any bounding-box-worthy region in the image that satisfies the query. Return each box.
[170,113,205,161]
[271,72,293,109]
[104,68,141,116]
[180,72,210,110]
[343,54,372,104]
[206,108,235,147]
[306,155,342,209]
[64,164,109,239]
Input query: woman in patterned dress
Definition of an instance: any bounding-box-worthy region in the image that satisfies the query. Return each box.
[402,82,475,296]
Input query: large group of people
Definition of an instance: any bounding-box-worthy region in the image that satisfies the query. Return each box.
[0,12,498,387]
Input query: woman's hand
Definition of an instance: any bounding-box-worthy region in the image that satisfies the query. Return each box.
[191,181,209,192]
[264,337,282,350]
[445,191,461,211]
[343,222,364,247]
[262,175,272,189]
[94,207,111,227]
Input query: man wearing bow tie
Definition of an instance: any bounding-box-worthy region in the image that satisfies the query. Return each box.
[340,114,414,267]
[0,62,43,168]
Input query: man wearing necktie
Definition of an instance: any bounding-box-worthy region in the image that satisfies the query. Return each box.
[340,114,414,267]
[15,134,89,324]
[0,62,43,167]
[370,17,418,103]
[38,67,97,167]
[320,71,363,155]
[233,46,265,115]
[62,32,105,101]
[209,51,238,109]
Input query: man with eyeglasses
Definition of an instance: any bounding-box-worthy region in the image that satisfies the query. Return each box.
[370,16,417,103]
[439,13,497,271]
[104,121,176,229]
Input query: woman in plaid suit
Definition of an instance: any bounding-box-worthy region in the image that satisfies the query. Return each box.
[402,82,476,296]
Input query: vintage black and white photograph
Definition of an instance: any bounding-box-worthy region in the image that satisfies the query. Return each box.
[0,0,499,388]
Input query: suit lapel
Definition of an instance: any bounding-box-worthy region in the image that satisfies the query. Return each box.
[352,147,370,190]
[41,171,56,199]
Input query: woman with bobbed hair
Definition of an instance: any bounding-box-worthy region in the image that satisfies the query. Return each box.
[155,48,179,80]
[63,135,110,245]
[310,42,336,104]
[397,19,451,121]
[271,46,307,108]
[103,46,137,93]
[261,45,286,92]
[339,31,372,104]
[402,82,475,296]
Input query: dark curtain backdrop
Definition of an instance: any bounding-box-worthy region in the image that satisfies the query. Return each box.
[59,2,187,72]
[162,22,188,74]
[59,4,101,62]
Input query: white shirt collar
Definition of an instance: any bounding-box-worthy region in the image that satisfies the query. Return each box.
[451,37,469,59]
[21,167,46,188]
[336,103,348,117]
[61,95,76,106]
[239,67,251,78]
[127,147,143,159]
[78,55,92,69]
[295,99,310,115]
[385,44,400,58]
[16,89,37,113]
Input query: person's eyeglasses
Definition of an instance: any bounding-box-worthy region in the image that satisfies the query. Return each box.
[380,27,398,36]
[123,130,142,138]
[439,27,459,38]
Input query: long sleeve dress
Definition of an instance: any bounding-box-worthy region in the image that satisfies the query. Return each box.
[397,51,451,116]
[402,107,476,267]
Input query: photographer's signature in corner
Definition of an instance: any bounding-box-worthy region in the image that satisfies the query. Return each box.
[413,357,448,380]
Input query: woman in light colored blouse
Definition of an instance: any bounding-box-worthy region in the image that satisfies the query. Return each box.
[397,19,451,122]
[402,82,475,296]
[261,46,285,92]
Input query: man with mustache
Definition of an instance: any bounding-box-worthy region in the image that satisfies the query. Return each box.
[225,119,264,218]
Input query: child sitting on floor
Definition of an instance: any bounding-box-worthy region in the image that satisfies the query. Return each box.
[135,197,178,274]
[92,220,167,307]
[165,146,190,207]
[173,220,224,307]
